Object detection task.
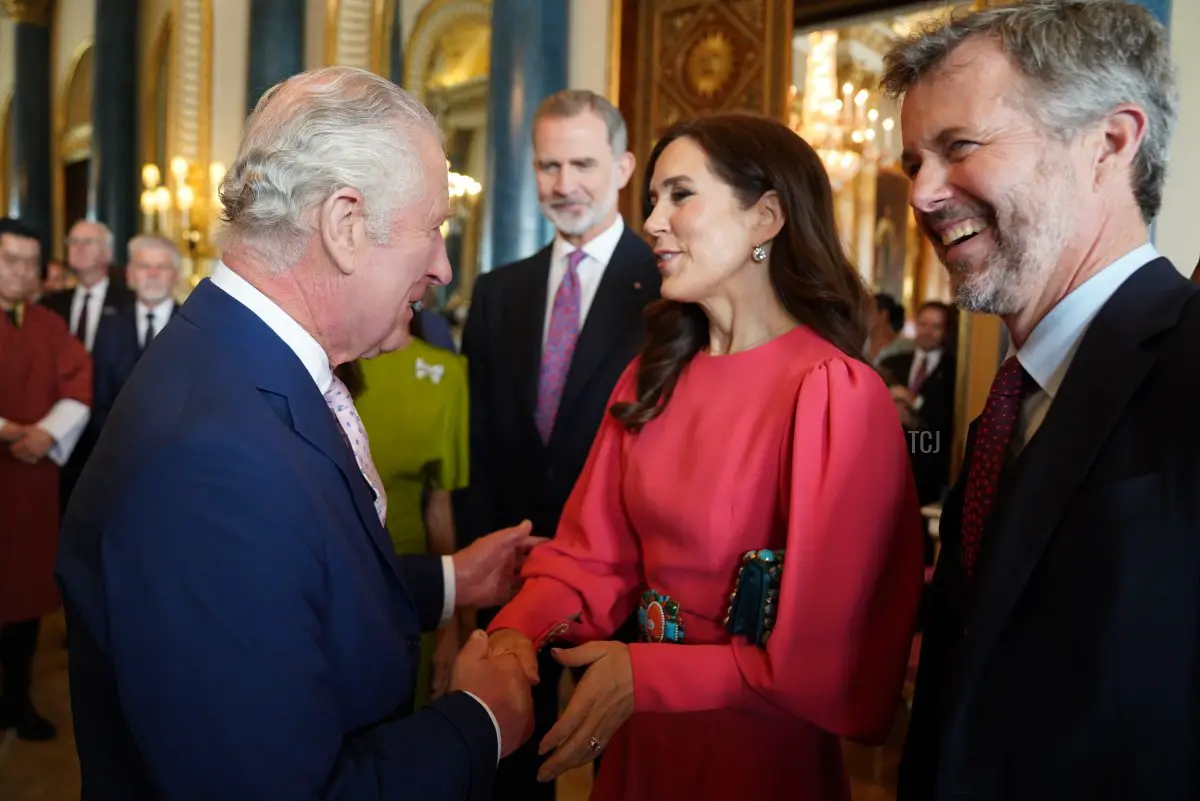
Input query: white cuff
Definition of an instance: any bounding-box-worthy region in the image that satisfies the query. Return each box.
[439,556,456,626]
[37,399,91,466]
[461,690,502,765]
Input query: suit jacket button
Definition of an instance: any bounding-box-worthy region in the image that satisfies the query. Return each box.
[407,635,420,649]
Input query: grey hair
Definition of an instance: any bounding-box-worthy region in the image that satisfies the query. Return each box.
[217,66,442,270]
[881,0,1178,222]
[70,220,115,252]
[127,234,181,271]
[533,89,629,154]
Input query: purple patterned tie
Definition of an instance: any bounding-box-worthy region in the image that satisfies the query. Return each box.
[323,374,387,525]
[535,249,585,443]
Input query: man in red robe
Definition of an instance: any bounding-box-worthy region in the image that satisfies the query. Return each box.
[0,217,92,740]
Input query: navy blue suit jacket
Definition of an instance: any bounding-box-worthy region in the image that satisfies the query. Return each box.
[56,279,497,801]
[89,304,177,437]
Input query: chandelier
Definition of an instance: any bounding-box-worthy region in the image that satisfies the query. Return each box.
[790,31,896,191]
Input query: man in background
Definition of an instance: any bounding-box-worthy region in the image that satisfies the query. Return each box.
[89,234,181,437]
[866,292,912,365]
[884,300,955,506]
[41,219,133,513]
[0,217,91,741]
[456,89,660,800]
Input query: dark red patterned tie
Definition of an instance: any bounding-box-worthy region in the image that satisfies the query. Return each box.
[960,356,1038,578]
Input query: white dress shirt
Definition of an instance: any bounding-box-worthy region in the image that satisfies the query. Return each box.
[208,263,500,759]
[136,300,175,349]
[542,215,626,348]
[0,307,91,465]
[70,276,110,352]
[1009,242,1159,455]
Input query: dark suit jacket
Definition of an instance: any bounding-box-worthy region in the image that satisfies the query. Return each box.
[882,349,956,504]
[41,275,135,337]
[89,304,179,437]
[56,280,497,801]
[42,275,135,508]
[456,226,660,546]
[899,258,1200,801]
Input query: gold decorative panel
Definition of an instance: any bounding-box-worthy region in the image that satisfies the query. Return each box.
[624,0,792,225]
[0,0,51,26]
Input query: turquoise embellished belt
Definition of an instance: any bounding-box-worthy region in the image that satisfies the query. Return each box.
[637,589,685,643]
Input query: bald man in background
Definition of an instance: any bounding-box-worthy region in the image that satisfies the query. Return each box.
[40,219,134,513]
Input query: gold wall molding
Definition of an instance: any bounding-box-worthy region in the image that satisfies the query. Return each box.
[0,0,51,26]
[404,0,492,99]
[0,90,10,214]
[53,37,93,248]
[169,0,213,233]
[142,12,174,172]
[326,0,395,75]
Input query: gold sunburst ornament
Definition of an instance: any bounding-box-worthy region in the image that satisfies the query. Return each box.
[686,31,735,99]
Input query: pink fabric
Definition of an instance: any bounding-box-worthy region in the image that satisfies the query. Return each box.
[490,326,924,801]
[324,374,386,525]
[534,249,585,443]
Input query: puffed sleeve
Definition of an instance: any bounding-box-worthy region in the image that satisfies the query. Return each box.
[487,363,643,646]
[627,357,923,744]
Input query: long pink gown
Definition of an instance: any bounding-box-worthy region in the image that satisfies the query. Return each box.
[490,325,923,800]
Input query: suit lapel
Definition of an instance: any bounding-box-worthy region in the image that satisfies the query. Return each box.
[181,281,410,591]
[515,247,553,432]
[554,231,649,433]
[956,258,1194,688]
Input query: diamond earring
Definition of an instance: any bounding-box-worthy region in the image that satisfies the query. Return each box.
[752,245,767,263]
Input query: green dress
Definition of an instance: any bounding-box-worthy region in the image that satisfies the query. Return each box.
[355,338,469,707]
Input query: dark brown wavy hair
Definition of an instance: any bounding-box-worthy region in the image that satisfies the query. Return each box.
[610,114,868,432]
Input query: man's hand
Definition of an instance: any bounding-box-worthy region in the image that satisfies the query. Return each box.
[452,520,548,609]
[10,426,53,464]
[0,422,25,443]
[430,617,462,701]
[486,628,540,685]
[450,630,534,758]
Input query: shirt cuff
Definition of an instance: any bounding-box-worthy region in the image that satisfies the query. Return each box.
[37,399,91,466]
[461,690,502,765]
[440,556,456,626]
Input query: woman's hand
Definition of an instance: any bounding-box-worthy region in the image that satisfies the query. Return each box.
[535,642,634,783]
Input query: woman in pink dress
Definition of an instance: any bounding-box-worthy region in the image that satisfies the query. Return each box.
[486,114,923,800]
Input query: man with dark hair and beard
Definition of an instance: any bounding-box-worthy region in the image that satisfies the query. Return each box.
[456,89,659,800]
[883,2,1200,799]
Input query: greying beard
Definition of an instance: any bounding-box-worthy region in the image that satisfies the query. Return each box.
[945,172,1068,316]
[542,172,621,236]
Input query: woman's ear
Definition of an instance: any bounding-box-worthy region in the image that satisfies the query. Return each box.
[754,190,785,244]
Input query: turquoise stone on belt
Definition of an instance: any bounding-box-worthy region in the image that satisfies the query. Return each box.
[638,589,685,643]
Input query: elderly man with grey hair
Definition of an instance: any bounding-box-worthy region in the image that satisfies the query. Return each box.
[884,2,1200,800]
[57,67,540,801]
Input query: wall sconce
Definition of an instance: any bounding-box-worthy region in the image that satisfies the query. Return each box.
[443,164,482,237]
[140,157,226,284]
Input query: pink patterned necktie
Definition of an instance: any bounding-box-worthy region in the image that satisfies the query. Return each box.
[323,374,387,525]
[535,248,585,443]
[959,356,1037,579]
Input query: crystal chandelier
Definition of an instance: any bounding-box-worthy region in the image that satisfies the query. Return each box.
[790,31,896,191]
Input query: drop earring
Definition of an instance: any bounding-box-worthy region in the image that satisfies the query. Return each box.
[752,245,767,263]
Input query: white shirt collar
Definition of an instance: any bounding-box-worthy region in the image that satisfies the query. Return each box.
[77,276,109,301]
[209,261,333,393]
[550,215,625,268]
[136,298,174,320]
[1012,242,1158,399]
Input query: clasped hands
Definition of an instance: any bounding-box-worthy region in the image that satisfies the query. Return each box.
[488,628,635,783]
[0,422,53,464]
